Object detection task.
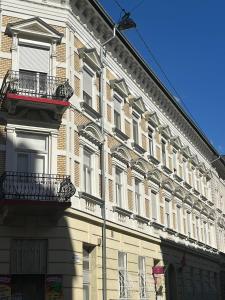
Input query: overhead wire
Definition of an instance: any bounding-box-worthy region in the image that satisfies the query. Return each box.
[111,0,200,125]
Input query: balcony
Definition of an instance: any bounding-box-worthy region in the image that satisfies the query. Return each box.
[0,172,76,223]
[0,70,73,120]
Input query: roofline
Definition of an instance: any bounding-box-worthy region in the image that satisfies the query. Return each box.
[89,0,225,167]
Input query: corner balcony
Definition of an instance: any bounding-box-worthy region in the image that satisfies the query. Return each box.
[0,70,74,120]
[0,172,76,223]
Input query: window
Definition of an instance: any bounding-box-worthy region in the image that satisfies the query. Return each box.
[83,68,93,106]
[138,256,146,299]
[173,150,177,172]
[83,245,94,300]
[83,149,92,194]
[19,44,49,93]
[177,206,181,232]
[16,132,48,174]
[114,96,122,130]
[187,212,191,237]
[148,128,154,156]
[161,140,166,165]
[135,178,141,215]
[183,159,187,181]
[151,191,157,221]
[116,167,123,207]
[196,217,200,240]
[133,114,139,144]
[165,199,170,227]
[118,252,128,299]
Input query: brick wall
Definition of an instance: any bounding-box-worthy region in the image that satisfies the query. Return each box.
[74,76,80,97]
[0,58,11,78]
[56,67,66,79]
[1,33,12,52]
[74,161,80,187]
[57,155,66,175]
[56,44,66,62]
[108,179,113,202]
[74,37,84,49]
[74,131,80,155]
[57,125,66,150]
[74,52,80,72]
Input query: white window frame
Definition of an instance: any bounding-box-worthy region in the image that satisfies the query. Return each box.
[135,177,142,216]
[113,158,127,210]
[138,256,146,299]
[132,112,139,144]
[5,125,56,174]
[113,93,123,130]
[151,190,158,222]
[148,126,154,156]
[161,139,167,166]
[82,65,95,107]
[115,166,123,207]
[165,198,170,228]
[118,252,128,299]
[83,148,93,195]
[80,136,100,198]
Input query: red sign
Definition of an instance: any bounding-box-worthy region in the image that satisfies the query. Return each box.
[152,266,165,275]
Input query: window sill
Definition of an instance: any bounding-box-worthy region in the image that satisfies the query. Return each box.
[151,221,164,230]
[133,214,149,224]
[193,188,200,196]
[178,233,187,240]
[165,227,177,235]
[162,165,172,175]
[132,142,146,154]
[79,191,104,206]
[148,154,160,165]
[113,127,129,141]
[80,101,101,119]
[183,181,192,190]
[207,200,214,207]
[113,206,133,217]
[173,173,183,183]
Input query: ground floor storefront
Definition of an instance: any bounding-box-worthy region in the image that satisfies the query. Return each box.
[0,209,223,300]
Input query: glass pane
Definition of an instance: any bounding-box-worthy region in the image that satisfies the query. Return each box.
[31,155,45,174]
[83,69,93,97]
[17,153,29,172]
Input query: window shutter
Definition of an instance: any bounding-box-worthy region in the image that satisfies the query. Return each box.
[19,45,49,73]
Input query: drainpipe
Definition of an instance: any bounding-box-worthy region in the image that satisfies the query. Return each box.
[100,26,116,300]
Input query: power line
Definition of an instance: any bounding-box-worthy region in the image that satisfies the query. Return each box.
[130,0,145,13]
[111,0,199,124]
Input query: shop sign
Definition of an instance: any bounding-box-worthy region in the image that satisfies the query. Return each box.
[0,276,11,299]
[152,266,165,275]
[46,275,63,300]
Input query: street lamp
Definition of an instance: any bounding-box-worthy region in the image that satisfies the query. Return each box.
[100,13,136,300]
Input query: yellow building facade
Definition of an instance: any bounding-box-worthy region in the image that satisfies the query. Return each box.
[0,0,225,299]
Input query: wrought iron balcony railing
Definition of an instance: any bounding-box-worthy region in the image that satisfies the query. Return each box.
[0,172,76,203]
[0,70,74,101]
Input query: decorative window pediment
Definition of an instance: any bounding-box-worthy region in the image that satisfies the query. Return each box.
[147,169,162,185]
[111,145,131,165]
[161,179,174,193]
[5,17,63,43]
[78,122,103,146]
[158,125,172,140]
[110,78,129,98]
[201,206,209,217]
[130,158,150,176]
[193,200,202,211]
[190,154,200,166]
[78,47,102,71]
[174,187,185,199]
[184,194,193,205]
[209,210,216,220]
[180,146,192,158]
[206,169,213,181]
[170,136,183,150]
[198,162,207,173]
[143,111,161,128]
[129,96,146,114]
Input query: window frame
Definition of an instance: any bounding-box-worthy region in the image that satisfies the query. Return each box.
[83,65,94,107]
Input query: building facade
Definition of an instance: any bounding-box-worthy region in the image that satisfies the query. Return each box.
[0,0,225,299]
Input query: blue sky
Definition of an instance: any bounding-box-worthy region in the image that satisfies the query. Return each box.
[98,0,225,153]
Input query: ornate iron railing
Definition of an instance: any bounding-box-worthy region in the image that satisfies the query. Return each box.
[0,70,73,101]
[0,172,76,202]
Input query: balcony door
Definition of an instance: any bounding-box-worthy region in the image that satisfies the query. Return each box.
[18,43,50,96]
[17,152,46,174]
[14,132,49,200]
